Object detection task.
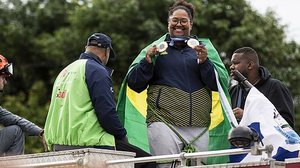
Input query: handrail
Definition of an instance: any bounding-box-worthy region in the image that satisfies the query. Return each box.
[106,145,273,166]
[2,145,273,167]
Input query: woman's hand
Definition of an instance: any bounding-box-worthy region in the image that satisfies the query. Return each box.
[145,45,159,64]
[233,107,244,120]
[194,45,208,64]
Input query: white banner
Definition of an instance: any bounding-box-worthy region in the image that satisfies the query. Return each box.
[237,87,300,162]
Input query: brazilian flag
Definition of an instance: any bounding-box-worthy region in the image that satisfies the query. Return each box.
[116,34,231,164]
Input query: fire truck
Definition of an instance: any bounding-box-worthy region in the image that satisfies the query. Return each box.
[0,145,299,168]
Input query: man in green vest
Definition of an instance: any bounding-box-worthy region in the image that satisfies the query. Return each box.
[44,33,156,168]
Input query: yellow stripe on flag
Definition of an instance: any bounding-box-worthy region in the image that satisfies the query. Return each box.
[127,87,224,128]
[210,91,224,130]
[127,86,147,118]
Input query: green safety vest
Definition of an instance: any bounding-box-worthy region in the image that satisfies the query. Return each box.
[44,59,115,150]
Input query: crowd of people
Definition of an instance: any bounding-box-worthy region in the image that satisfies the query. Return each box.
[0,0,295,167]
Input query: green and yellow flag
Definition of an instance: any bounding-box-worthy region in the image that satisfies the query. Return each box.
[116,34,231,164]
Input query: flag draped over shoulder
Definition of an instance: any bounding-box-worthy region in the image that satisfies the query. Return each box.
[116,34,232,164]
[233,87,300,162]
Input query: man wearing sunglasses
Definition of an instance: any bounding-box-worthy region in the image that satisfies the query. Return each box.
[0,54,45,156]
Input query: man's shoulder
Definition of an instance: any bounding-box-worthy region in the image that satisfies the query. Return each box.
[265,77,287,88]
[85,59,106,71]
[260,77,291,95]
[85,59,109,80]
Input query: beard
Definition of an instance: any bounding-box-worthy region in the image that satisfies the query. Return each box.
[231,70,248,83]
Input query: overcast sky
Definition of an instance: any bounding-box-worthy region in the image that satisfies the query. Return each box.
[246,0,300,44]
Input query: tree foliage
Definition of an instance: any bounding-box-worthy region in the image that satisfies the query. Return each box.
[0,0,299,154]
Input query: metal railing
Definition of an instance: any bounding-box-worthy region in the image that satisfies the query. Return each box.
[106,145,274,167]
[2,145,274,168]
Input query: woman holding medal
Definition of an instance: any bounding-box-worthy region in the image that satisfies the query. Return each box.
[127,0,218,167]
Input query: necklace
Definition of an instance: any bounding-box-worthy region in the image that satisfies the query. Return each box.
[252,77,261,85]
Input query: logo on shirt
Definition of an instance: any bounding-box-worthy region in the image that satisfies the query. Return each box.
[56,90,67,98]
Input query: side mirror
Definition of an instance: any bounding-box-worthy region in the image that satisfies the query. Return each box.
[228,126,259,148]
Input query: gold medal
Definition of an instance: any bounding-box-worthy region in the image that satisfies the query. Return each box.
[157,42,168,53]
[187,38,200,49]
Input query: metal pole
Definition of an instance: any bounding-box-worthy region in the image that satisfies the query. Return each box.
[106,148,252,165]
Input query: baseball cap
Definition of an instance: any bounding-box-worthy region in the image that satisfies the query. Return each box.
[86,33,116,61]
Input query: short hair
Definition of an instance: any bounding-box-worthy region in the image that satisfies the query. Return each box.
[168,0,195,21]
[234,47,259,65]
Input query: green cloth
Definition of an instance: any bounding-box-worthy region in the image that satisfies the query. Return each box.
[117,34,231,164]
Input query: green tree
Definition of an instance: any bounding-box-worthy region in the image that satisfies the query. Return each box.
[0,0,79,153]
